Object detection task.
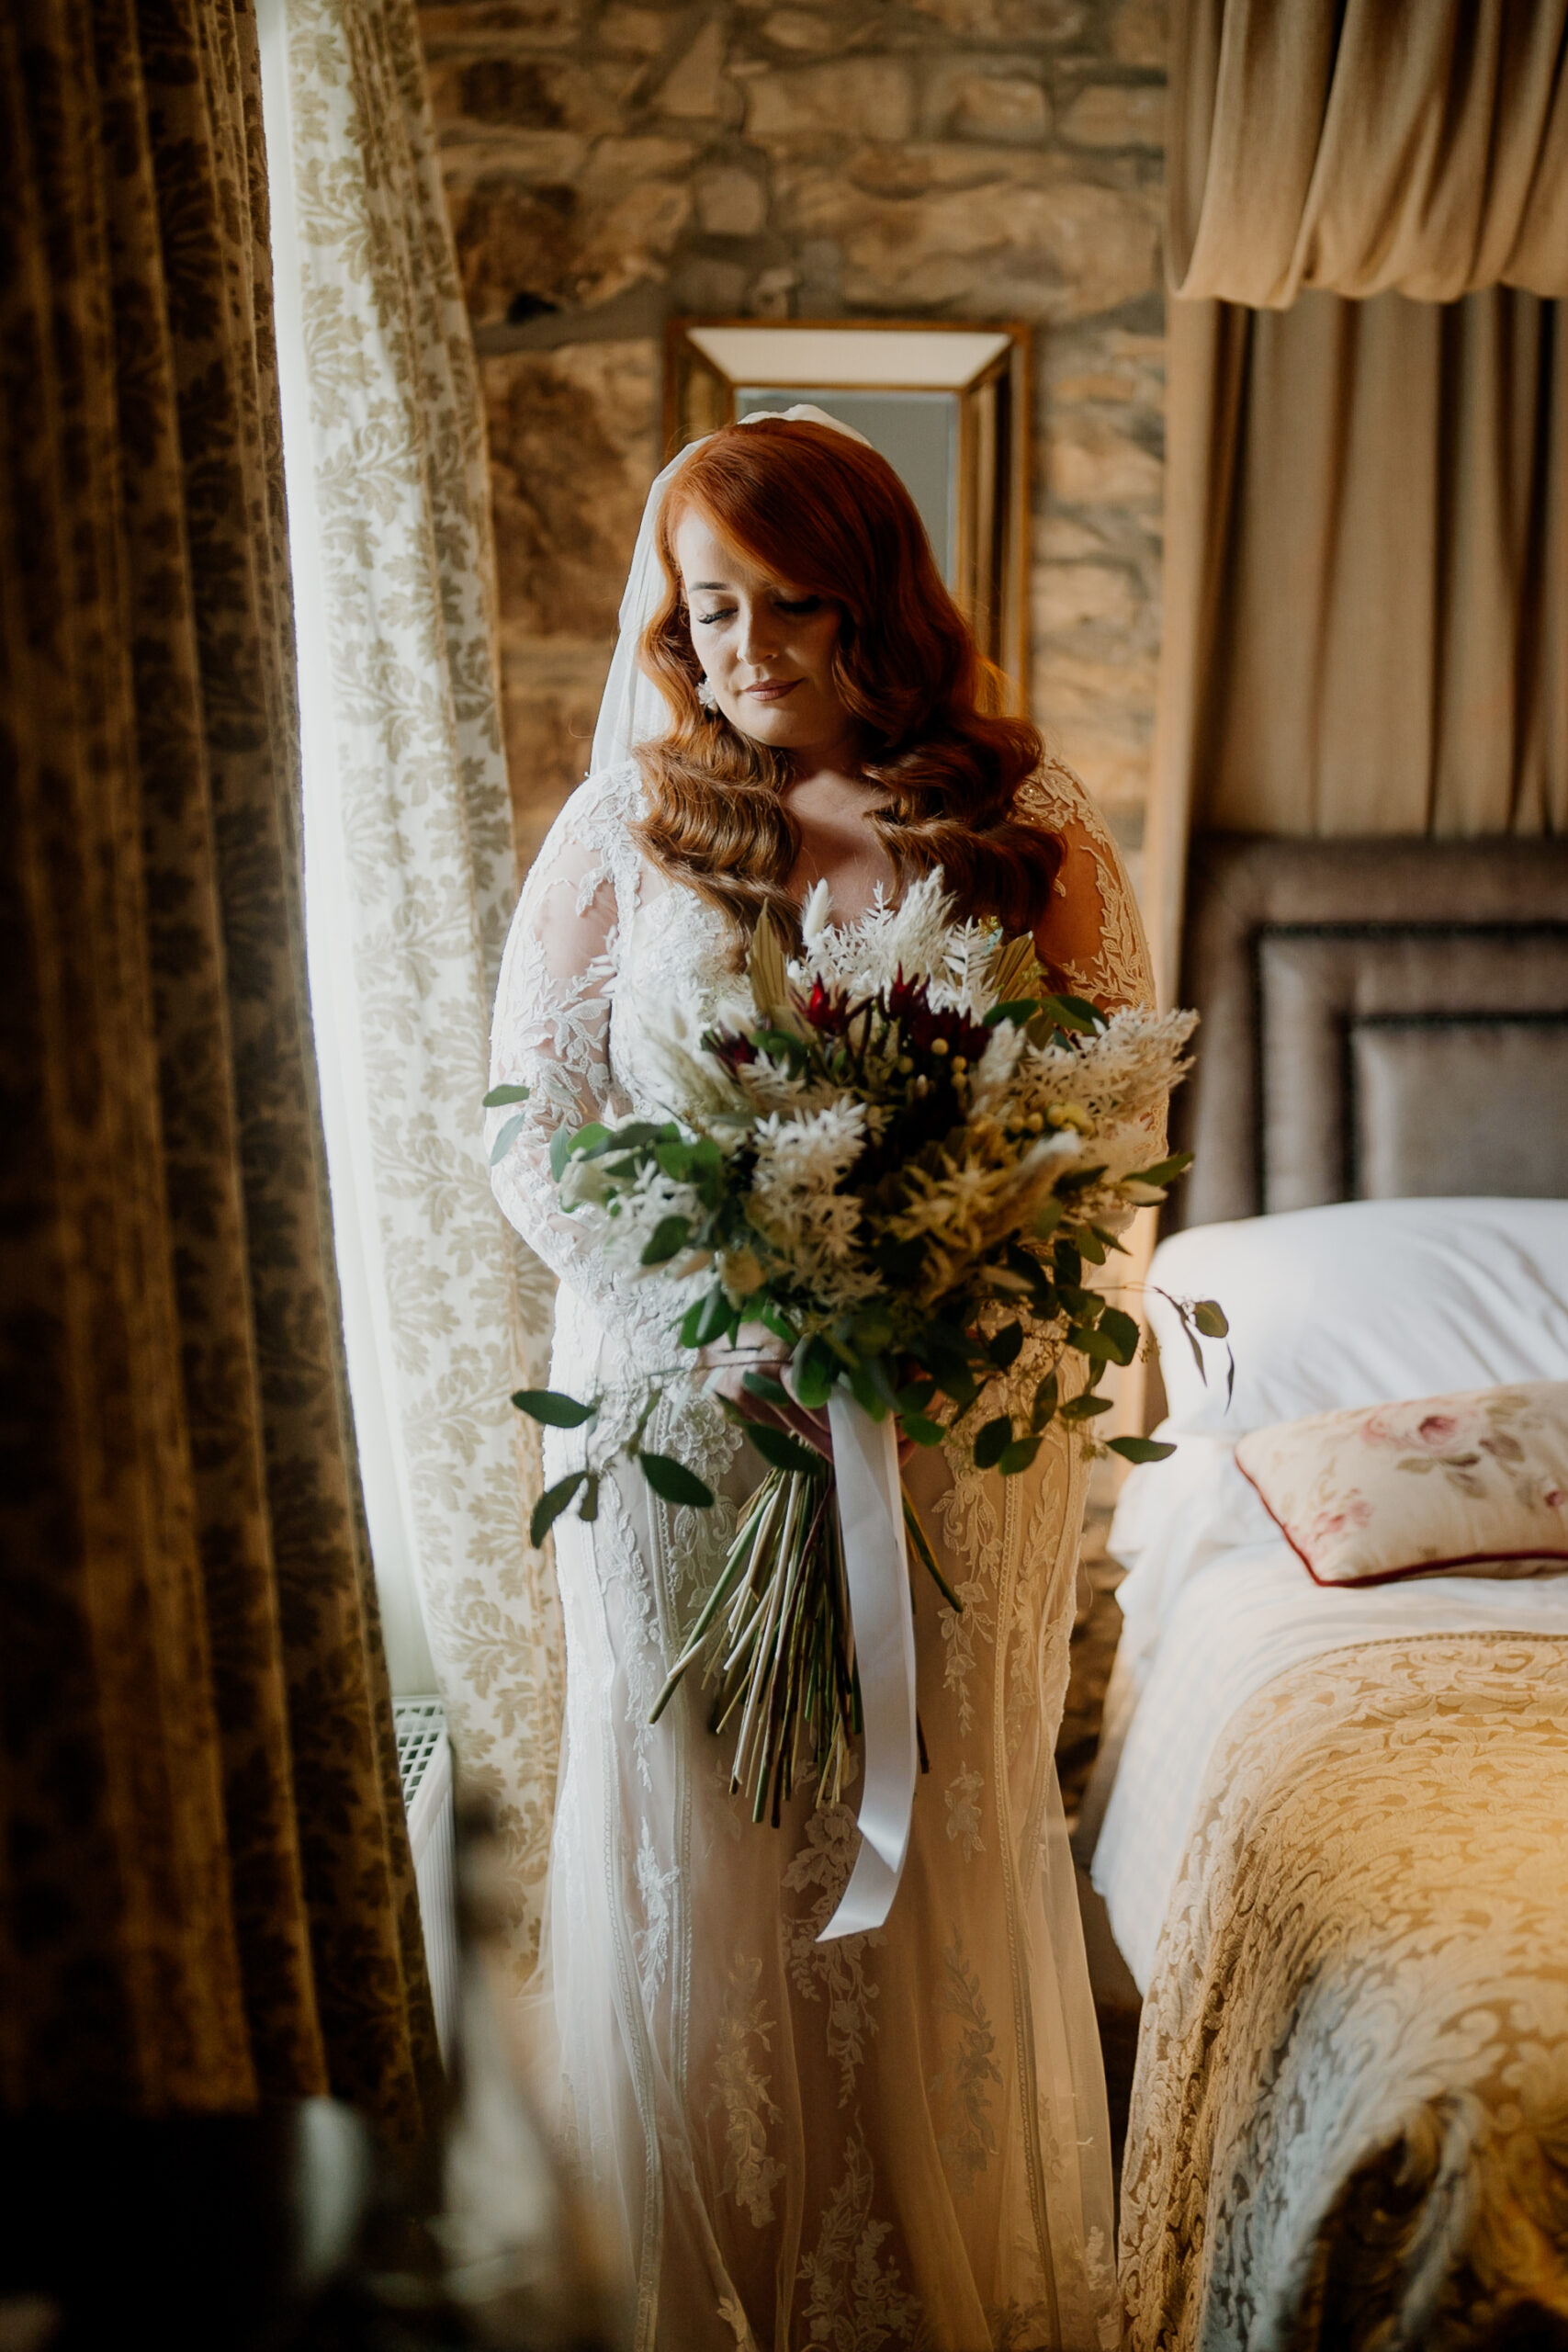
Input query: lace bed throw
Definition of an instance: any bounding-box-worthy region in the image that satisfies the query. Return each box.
[1120,1630,1568,2349]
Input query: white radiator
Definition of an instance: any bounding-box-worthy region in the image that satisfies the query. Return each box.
[394,1696,457,2062]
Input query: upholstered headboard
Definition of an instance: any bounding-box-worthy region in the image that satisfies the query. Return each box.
[1166,835,1568,1232]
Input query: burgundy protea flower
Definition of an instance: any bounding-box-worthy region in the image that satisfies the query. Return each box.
[705,1026,758,1073]
[885,975,989,1064]
[806,979,852,1037]
[885,973,925,1023]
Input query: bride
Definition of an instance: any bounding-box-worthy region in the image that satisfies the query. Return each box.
[488,411,1154,2352]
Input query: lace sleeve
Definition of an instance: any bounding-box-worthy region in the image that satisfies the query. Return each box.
[487,771,635,1310]
[1020,756,1155,1014]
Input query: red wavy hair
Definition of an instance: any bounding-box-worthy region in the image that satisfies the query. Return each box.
[631,416,1059,951]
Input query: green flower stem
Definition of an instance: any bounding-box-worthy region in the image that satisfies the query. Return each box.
[902,1490,964,1612]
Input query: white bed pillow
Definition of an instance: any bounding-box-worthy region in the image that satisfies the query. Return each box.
[1146,1198,1568,1436]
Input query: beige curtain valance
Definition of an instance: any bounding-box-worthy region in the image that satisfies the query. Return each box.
[1169,0,1568,306]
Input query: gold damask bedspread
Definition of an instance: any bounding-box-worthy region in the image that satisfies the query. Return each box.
[1119,1633,1568,2350]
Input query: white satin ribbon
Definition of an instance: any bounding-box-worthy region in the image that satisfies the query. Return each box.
[819,1396,919,1942]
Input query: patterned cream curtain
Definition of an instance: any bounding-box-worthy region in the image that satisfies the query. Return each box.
[262,0,563,1971]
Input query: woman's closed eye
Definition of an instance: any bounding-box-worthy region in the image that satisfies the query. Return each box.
[693,594,824,626]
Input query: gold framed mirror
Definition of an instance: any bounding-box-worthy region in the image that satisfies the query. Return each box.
[665,319,1032,707]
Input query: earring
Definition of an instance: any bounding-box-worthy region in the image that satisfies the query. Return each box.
[696,674,718,712]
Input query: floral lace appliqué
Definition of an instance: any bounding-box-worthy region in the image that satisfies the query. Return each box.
[784,1805,884,2106]
[633,1818,678,2003]
[944,1765,986,1860]
[799,2131,926,2350]
[709,1951,786,2228]
[929,1933,1002,2196]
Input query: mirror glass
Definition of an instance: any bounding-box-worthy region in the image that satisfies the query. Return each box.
[666,321,1031,705]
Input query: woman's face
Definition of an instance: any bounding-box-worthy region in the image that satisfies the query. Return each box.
[673,509,852,763]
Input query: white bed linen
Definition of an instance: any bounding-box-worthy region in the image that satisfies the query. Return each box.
[1144,1197,1568,1435]
[1089,1540,1568,1994]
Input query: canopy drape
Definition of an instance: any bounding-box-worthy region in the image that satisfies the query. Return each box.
[1148,0,1568,1002]
[0,0,438,2128]
[262,0,565,1979]
[1168,0,1568,306]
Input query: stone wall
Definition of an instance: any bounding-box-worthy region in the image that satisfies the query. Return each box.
[418,0,1168,882]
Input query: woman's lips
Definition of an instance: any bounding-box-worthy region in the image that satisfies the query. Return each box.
[743,679,800,702]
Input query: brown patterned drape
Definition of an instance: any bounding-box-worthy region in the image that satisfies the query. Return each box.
[0,0,440,2131]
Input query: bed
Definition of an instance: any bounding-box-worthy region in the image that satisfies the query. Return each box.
[1079,836,1568,2349]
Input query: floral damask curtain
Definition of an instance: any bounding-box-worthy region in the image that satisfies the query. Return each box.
[261,0,565,1974]
[0,0,437,2127]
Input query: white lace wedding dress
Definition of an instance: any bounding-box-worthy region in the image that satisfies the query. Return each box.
[488,756,1154,2352]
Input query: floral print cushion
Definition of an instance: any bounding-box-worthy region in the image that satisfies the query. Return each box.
[1235,1381,1568,1586]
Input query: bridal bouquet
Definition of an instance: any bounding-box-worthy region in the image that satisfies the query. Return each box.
[491,876,1220,1833]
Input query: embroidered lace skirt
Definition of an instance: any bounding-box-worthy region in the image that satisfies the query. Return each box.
[529,1295,1121,2352]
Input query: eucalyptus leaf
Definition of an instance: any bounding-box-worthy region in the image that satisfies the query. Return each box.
[1128,1150,1192,1188]
[791,1336,836,1410]
[851,1308,894,1355]
[741,1369,792,1408]
[1108,1434,1177,1464]
[488,1112,527,1166]
[900,1413,947,1448]
[481,1082,530,1107]
[1193,1299,1230,1339]
[998,1435,1041,1476]
[753,1026,806,1061]
[1096,1306,1140,1366]
[744,1422,829,1478]
[974,1415,1014,1469]
[637,1452,716,1509]
[640,1215,692,1266]
[693,1289,733,1348]
[987,1320,1023,1370]
[593,1120,669,1155]
[1059,1392,1114,1421]
[530,1471,584,1547]
[1036,992,1102,1035]
[1055,992,1107,1032]
[511,1387,597,1430]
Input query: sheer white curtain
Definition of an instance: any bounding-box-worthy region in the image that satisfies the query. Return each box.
[258,0,564,1972]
